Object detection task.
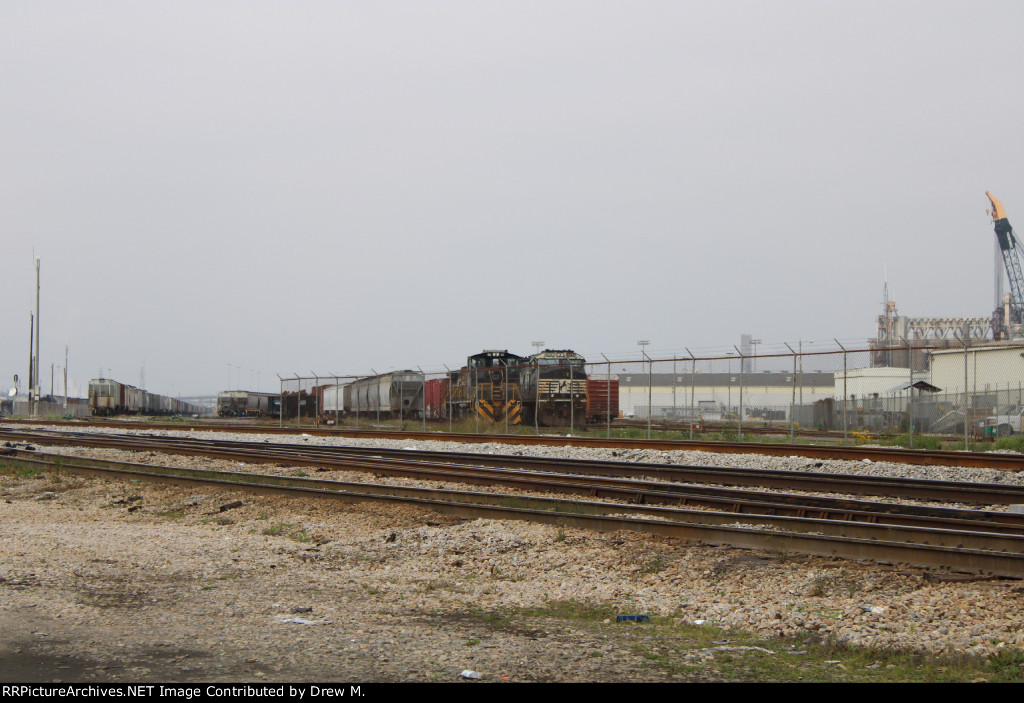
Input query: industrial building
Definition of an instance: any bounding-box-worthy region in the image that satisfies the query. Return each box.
[616,371,835,422]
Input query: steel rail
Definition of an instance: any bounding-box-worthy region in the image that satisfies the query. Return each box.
[216,437,1024,506]
[5,418,1023,470]
[6,450,1024,578]
[5,431,1024,537]
[7,427,1024,507]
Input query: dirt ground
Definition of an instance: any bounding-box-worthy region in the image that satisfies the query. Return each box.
[2,457,1022,683]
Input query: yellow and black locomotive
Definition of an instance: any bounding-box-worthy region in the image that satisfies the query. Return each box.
[446,348,587,427]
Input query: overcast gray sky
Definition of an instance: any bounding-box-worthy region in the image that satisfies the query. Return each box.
[3,1,1024,397]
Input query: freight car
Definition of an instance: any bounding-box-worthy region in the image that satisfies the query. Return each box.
[216,391,279,417]
[424,377,449,420]
[348,371,425,420]
[88,378,205,417]
[586,374,619,423]
[519,349,588,427]
[319,371,425,420]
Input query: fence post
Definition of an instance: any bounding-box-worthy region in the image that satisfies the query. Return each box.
[957,334,968,450]
[601,354,611,439]
[443,364,452,433]
[672,357,677,420]
[313,373,319,429]
[733,346,744,441]
[569,359,574,432]
[686,348,696,441]
[785,343,797,442]
[371,367,380,428]
[643,351,652,440]
[900,337,913,449]
[418,367,427,432]
[835,339,848,445]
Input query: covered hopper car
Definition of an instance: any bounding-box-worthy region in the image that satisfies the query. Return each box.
[345,371,425,420]
[317,371,425,420]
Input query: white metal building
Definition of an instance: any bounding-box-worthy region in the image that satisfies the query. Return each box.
[929,343,1024,406]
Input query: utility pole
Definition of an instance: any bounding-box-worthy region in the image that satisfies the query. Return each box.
[34,258,40,416]
[28,312,34,406]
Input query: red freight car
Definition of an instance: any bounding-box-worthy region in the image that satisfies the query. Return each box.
[586,375,619,423]
[424,377,450,421]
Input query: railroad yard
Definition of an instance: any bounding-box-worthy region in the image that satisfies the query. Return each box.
[2,423,1024,682]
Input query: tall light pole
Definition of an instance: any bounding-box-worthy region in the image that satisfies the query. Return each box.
[750,338,762,373]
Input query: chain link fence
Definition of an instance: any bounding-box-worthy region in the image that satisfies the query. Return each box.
[275,340,1024,447]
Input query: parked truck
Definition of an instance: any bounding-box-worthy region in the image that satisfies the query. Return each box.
[978,406,1024,437]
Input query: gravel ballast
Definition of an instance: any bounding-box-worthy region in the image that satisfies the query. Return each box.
[2,427,1023,682]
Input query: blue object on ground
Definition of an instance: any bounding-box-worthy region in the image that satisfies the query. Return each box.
[616,614,651,622]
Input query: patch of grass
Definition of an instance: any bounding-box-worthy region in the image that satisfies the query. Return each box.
[509,600,1024,682]
[292,470,308,478]
[489,567,525,583]
[880,433,943,450]
[810,573,830,597]
[639,551,669,575]
[465,608,512,627]
[446,597,1024,682]
[992,435,1024,453]
[261,522,312,542]
[0,462,45,478]
[987,648,1024,681]
[152,499,187,520]
[520,599,621,623]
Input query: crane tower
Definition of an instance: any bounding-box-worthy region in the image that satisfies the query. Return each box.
[986,192,1024,339]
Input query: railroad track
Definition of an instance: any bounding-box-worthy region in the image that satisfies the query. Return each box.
[3,427,1024,578]
[5,417,1020,470]
[4,427,1024,506]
